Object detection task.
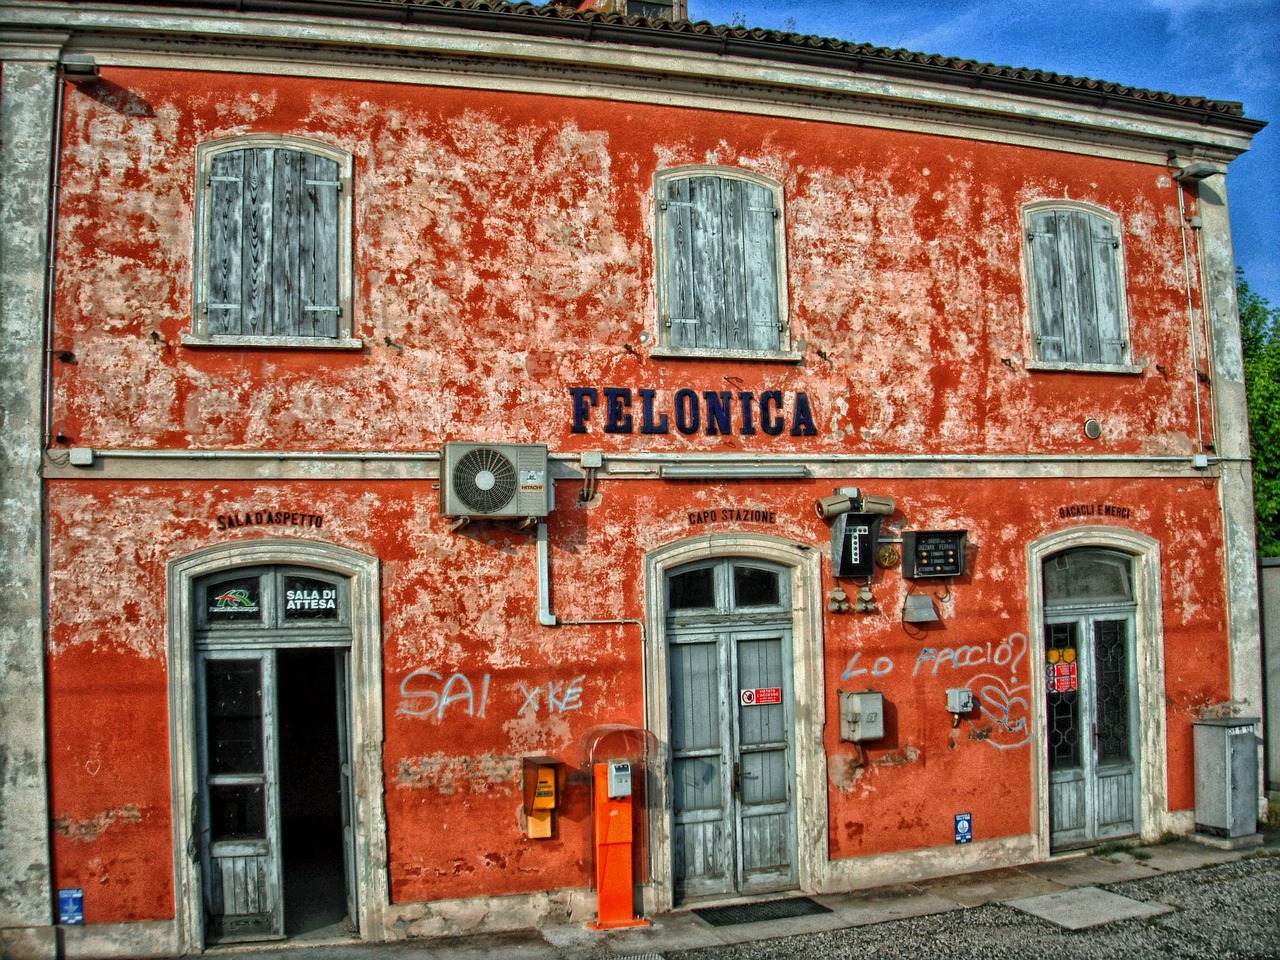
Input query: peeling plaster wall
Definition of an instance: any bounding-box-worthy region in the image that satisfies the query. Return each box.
[50,69,1210,457]
[46,472,1230,914]
[39,59,1244,931]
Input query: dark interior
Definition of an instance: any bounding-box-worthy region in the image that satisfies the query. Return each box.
[277,647,349,938]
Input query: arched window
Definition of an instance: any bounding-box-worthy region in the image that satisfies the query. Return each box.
[655,167,790,357]
[1024,204,1130,368]
[189,136,357,348]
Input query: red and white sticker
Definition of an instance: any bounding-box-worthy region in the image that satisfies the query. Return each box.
[740,687,782,706]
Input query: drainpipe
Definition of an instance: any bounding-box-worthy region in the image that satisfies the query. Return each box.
[41,66,68,450]
[536,521,559,627]
[1171,158,1214,461]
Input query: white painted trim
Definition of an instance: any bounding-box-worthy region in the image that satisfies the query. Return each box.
[641,533,824,912]
[166,538,388,953]
[43,449,1225,483]
[4,6,1256,162]
[59,919,180,960]
[1020,201,1133,370]
[191,135,356,344]
[1026,526,1169,857]
[819,833,1039,892]
[653,166,790,357]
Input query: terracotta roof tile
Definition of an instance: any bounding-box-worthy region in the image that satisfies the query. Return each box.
[81,0,1255,122]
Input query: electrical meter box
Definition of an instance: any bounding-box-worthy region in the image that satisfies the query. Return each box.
[839,690,884,742]
[947,688,975,714]
[606,760,632,799]
[902,530,968,578]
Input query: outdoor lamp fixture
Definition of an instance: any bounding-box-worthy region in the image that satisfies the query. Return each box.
[660,463,811,480]
[1170,158,1224,182]
[902,592,940,623]
[61,54,99,82]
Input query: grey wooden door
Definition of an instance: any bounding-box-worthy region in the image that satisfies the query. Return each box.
[667,560,797,901]
[198,650,285,942]
[1045,613,1139,850]
[335,650,358,926]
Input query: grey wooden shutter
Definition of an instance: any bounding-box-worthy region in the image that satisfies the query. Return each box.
[664,175,780,351]
[665,176,702,349]
[278,151,341,338]
[207,150,246,336]
[1087,215,1126,365]
[1028,209,1125,365]
[206,147,341,338]
[1028,210,1070,362]
[242,148,273,336]
[738,180,780,351]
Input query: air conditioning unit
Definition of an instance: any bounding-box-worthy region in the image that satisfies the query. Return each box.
[439,443,552,520]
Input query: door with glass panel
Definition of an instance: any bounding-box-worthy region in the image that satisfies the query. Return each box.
[666,559,796,901]
[194,566,355,943]
[198,650,283,940]
[1042,548,1139,851]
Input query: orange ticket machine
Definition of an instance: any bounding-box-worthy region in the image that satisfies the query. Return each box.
[587,759,649,929]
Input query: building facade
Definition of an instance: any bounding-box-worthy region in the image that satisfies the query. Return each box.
[0,2,1266,957]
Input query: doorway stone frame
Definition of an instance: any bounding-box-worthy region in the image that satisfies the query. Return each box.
[1027,526,1169,858]
[167,539,388,952]
[642,533,825,914]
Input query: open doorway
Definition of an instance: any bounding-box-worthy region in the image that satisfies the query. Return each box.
[277,647,349,938]
[194,565,357,944]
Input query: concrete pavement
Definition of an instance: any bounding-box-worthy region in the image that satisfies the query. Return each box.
[210,830,1280,960]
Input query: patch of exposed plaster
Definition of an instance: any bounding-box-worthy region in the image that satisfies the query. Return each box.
[52,805,142,844]
[394,752,518,793]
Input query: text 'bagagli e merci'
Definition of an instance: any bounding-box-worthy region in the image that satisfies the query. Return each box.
[570,387,817,436]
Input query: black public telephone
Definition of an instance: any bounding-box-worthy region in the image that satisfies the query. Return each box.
[833,513,882,579]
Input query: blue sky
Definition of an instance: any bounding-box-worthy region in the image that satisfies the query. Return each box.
[689,0,1280,309]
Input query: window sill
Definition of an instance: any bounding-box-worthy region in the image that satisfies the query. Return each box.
[181,334,364,351]
[1025,360,1144,375]
[650,346,805,364]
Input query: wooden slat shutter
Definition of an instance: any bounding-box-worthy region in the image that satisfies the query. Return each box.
[664,176,699,348]
[1028,208,1126,365]
[664,174,780,351]
[687,176,727,349]
[1088,215,1126,365]
[241,148,273,336]
[739,180,780,351]
[302,153,341,338]
[205,146,341,338]
[207,151,245,336]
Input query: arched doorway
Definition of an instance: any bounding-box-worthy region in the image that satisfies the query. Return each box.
[1027,528,1168,855]
[167,540,387,951]
[642,534,824,912]
[1042,548,1139,850]
[665,557,797,900]
[194,564,353,942]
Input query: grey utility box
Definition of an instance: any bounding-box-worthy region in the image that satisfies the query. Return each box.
[1193,717,1260,839]
[838,690,884,742]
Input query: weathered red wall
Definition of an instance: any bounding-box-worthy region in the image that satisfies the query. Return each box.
[52,68,1206,457]
[45,471,1229,912]
[44,62,1229,921]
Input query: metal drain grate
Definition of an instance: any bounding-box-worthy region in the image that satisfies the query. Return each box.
[693,897,833,927]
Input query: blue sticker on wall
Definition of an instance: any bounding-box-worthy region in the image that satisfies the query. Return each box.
[58,888,84,925]
[955,813,972,845]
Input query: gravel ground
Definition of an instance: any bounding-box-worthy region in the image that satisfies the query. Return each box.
[664,855,1280,960]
